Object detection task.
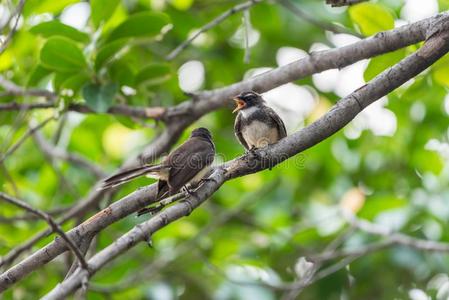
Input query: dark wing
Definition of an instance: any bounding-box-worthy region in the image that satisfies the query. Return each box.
[165,137,215,194]
[100,164,164,189]
[234,112,249,150]
[266,106,287,139]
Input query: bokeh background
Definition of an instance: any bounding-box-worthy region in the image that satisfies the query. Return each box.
[1,0,449,299]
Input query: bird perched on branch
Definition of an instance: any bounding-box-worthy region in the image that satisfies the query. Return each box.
[101,128,215,211]
[233,91,287,152]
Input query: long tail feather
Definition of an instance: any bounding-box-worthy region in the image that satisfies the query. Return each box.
[100,165,163,189]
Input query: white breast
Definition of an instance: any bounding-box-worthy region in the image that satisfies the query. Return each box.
[242,120,279,148]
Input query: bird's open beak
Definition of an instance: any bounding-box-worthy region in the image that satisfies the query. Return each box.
[232,98,246,113]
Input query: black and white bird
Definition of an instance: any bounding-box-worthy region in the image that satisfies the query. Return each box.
[233,91,287,151]
[101,127,215,201]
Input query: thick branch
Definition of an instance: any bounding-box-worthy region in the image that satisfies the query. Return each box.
[1,12,448,292]
[41,22,449,299]
[326,0,368,7]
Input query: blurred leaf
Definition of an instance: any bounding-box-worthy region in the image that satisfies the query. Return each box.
[106,12,170,42]
[82,83,118,112]
[364,49,406,81]
[30,21,90,43]
[27,64,53,87]
[433,65,449,87]
[0,49,13,71]
[56,72,90,92]
[23,0,79,16]
[439,0,449,10]
[91,0,120,27]
[349,3,394,36]
[135,63,171,87]
[432,54,449,87]
[40,37,87,72]
[358,195,407,220]
[171,0,194,10]
[109,60,135,87]
[95,39,128,70]
[114,116,138,129]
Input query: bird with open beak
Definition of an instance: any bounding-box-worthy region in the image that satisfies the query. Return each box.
[233,91,287,151]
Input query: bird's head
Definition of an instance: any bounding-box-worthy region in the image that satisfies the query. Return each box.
[191,127,212,140]
[232,91,264,113]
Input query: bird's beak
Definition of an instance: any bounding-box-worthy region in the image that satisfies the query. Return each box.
[232,98,246,113]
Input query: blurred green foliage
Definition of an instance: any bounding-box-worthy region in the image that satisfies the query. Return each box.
[1,0,449,299]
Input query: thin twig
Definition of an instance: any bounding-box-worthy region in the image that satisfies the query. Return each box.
[0,206,70,223]
[0,192,89,270]
[0,116,55,164]
[32,128,105,178]
[0,0,25,54]
[166,0,263,60]
[243,9,251,63]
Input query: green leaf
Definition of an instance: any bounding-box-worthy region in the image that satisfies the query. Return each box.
[54,72,90,92]
[349,3,394,36]
[91,0,120,27]
[30,21,89,43]
[114,116,138,129]
[94,39,128,70]
[171,0,194,10]
[432,53,449,87]
[135,63,171,87]
[358,195,407,220]
[109,60,135,87]
[364,49,406,81]
[40,37,87,72]
[82,83,118,113]
[62,73,90,92]
[107,12,170,42]
[24,0,79,16]
[27,64,52,87]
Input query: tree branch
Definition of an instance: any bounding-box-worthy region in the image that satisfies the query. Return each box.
[40,18,449,299]
[0,115,55,164]
[1,11,448,293]
[31,129,106,178]
[0,192,89,271]
[0,0,25,54]
[326,0,368,7]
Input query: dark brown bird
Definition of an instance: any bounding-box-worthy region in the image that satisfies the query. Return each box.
[233,91,287,151]
[101,127,215,201]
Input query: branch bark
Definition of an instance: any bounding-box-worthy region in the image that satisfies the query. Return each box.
[1,11,448,293]
[41,18,449,299]
[326,0,368,7]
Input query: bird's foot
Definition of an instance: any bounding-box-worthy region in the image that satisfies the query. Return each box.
[182,185,195,196]
[136,205,164,217]
[198,177,217,185]
[246,147,261,160]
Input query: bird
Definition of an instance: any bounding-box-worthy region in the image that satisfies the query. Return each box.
[233,91,287,152]
[101,127,215,212]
